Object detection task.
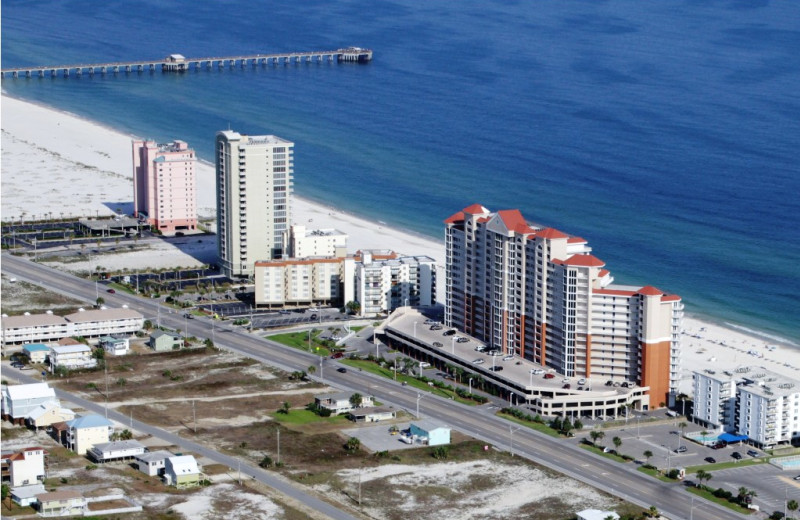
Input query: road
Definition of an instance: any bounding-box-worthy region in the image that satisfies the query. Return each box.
[2,253,746,520]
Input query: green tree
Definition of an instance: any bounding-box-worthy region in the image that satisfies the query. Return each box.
[307,365,316,376]
[345,300,360,315]
[696,469,712,488]
[259,456,274,468]
[573,419,584,430]
[280,401,291,415]
[96,296,105,307]
[590,430,604,445]
[432,445,450,460]
[349,392,364,409]
[643,450,653,464]
[612,436,622,452]
[788,499,798,517]
[345,436,361,452]
[1,483,10,500]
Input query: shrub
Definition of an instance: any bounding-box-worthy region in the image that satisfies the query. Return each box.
[259,456,273,468]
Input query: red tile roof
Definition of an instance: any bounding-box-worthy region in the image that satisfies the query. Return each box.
[536,228,569,240]
[444,211,465,224]
[496,209,527,232]
[637,286,663,296]
[462,203,489,215]
[598,269,610,277]
[477,217,490,224]
[661,294,681,302]
[567,236,586,243]
[563,254,605,267]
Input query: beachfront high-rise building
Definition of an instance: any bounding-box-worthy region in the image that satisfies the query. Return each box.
[444,204,683,406]
[132,140,197,235]
[215,130,294,278]
[354,250,437,317]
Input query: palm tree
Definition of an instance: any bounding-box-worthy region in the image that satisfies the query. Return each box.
[787,499,798,517]
[737,486,749,505]
[643,450,653,465]
[612,436,622,452]
[678,421,688,448]
[349,392,363,409]
[345,436,361,452]
[696,469,712,488]
[590,430,605,446]
[307,365,316,376]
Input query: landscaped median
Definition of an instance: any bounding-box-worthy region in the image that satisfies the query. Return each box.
[267,329,335,357]
[339,357,486,406]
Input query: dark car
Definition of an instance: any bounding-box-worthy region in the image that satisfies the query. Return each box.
[488,366,504,372]
[443,329,457,336]
[747,449,759,457]
[562,383,571,389]
[544,373,556,379]
[433,342,443,348]
[330,352,344,359]
[731,452,742,460]
[310,314,318,319]
[107,288,116,293]
[337,367,347,373]
[674,446,687,453]
[704,457,716,464]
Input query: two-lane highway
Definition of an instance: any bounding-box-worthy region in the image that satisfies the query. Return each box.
[2,253,744,519]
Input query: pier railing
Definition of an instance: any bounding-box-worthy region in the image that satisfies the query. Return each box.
[1,47,372,78]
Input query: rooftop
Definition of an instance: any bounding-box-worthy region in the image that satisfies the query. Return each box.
[136,450,174,463]
[50,344,91,354]
[90,440,146,452]
[67,414,113,430]
[2,313,68,329]
[64,307,143,323]
[412,419,451,432]
[168,455,199,474]
[23,343,51,352]
[3,383,56,401]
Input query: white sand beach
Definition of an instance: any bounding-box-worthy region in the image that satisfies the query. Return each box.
[2,94,798,396]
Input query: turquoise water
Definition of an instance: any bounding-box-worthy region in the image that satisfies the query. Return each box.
[2,0,799,343]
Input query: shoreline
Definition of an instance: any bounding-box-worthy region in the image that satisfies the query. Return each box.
[2,93,799,395]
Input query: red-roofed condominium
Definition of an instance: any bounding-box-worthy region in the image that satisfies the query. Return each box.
[444,204,683,407]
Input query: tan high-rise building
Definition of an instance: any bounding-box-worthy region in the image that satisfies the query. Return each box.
[216,130,294,278]
[445,204,683,406]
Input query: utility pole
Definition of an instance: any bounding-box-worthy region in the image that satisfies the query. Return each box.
[416,393,423,419]
[104,366,109,419]
[193,400,197,433]
[358,466,362,506]
[277,428,281,464]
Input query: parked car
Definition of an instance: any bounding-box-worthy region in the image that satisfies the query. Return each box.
[503,355,514,361]
[489,366,504,372]
[433,342,443,348]
[544,373,555,379]
[183,313,194,319]
[443,329,457,336]
[331,352,344,359]
[705,457,716,464]
[456,337,469,343]
[531,369,544,375]
[419,362,431,368]
[430,325,443,330]
[562,384,571,389]
[577,378,586,385]
[337,367,347,373]
[747,449,759,457]
[562,378,570,383]
[605,380,614,386]
[309,314,318,320]
[731,452,742,460]
[475,345,486,352]
[794,475,800,481]
[489,350,502,356]
[107,288,116,293]
[675,446,687,453]
[472,359,485,365]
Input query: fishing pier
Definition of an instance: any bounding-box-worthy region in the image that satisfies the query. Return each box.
[1,47,372,79]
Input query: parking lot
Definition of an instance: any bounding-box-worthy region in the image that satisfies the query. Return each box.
[342,422,424,453]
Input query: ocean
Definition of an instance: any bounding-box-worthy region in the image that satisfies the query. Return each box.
[2,0,799,343]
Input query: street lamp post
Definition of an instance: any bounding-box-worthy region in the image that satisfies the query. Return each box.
[416,393,423,419]
[509,426,520,456]
[469,377,473,395]
[636,416,640,439]
[413,321,418,338]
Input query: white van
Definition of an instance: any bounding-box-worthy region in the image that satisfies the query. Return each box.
[666,411,679,418]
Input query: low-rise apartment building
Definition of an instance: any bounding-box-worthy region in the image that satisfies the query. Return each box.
[284,225,348,258]
[1,308,144,345]
[49,344,97,373]
[63,415,114,455]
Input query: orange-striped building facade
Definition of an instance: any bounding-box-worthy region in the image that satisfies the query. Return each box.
[444,204,683,406]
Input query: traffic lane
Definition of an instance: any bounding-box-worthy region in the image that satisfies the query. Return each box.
[1,255,742,519]
[5,370,359,520]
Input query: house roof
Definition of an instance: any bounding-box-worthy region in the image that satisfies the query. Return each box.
[661,294,681,302]
[316,391,356,402]
[37,490,83,502]
[23,344,51,353]
[443,211,465,224]
[51,344,91,354]
[136,450,173,463]
[462,203,489,215]
[535,228,569,240]
[562,254,605,268]
[26,402,70,421]
[151,330,181,340]
[4,383,56,401]
[10,482,46,499]
[167,455,199,474]
[412,419,451,433]
[66,414,113,429]
[90,440,145,453]
[1,314,68,328]
[637,285,663,296]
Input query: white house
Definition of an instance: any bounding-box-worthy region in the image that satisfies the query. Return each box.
[164,455,201,488]
[10,482,46,507]
[348,407,396,423]
[135,450,173,477]
[36,490,85,517]
[314,391,374,415]
[7,447,47,487]
[98,336,129,356]
[1,383,59,423]
[87,440,146,463]
[49,344,97,372]
[64,415,113,455]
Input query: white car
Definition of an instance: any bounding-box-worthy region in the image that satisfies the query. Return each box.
[419,362,431,368]
[531,368,544,375]
[577,378,586,385]
[472,359,485,365]
[562,378,570,383]
[475,346,486,352]
[503,355,514,361]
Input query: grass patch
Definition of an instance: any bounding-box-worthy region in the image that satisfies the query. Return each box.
[106,281,135,294]
[636,465,676,483]
[686,486,754,514]
[270,409,350,426]
[268,330,332,357]
[495,411,560,438]
[685,459,761,473]
[340,358,478,405]
[579,443,632,463]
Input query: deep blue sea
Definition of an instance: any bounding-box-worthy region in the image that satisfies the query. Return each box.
[2,0,799,343]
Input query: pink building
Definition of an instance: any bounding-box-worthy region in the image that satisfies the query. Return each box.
[132,140,197,235]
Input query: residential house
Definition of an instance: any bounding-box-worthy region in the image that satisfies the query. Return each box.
[164,455,201,488]
[576,510,620,520]
[149,330,182,352]
[6,447,46,487]
[25,402,75,430]
[64,415,113,455]
[409,420,451,446]
[49,344,97,373]
[348,407,396,423]
[36,490,85,517]
[135,450,172,477]
[87,440,146,463]
[22,343,50,363]
[99,336,129,356]
[1,383,59,424]
[314,391,374,415]
[10,482,46,507]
